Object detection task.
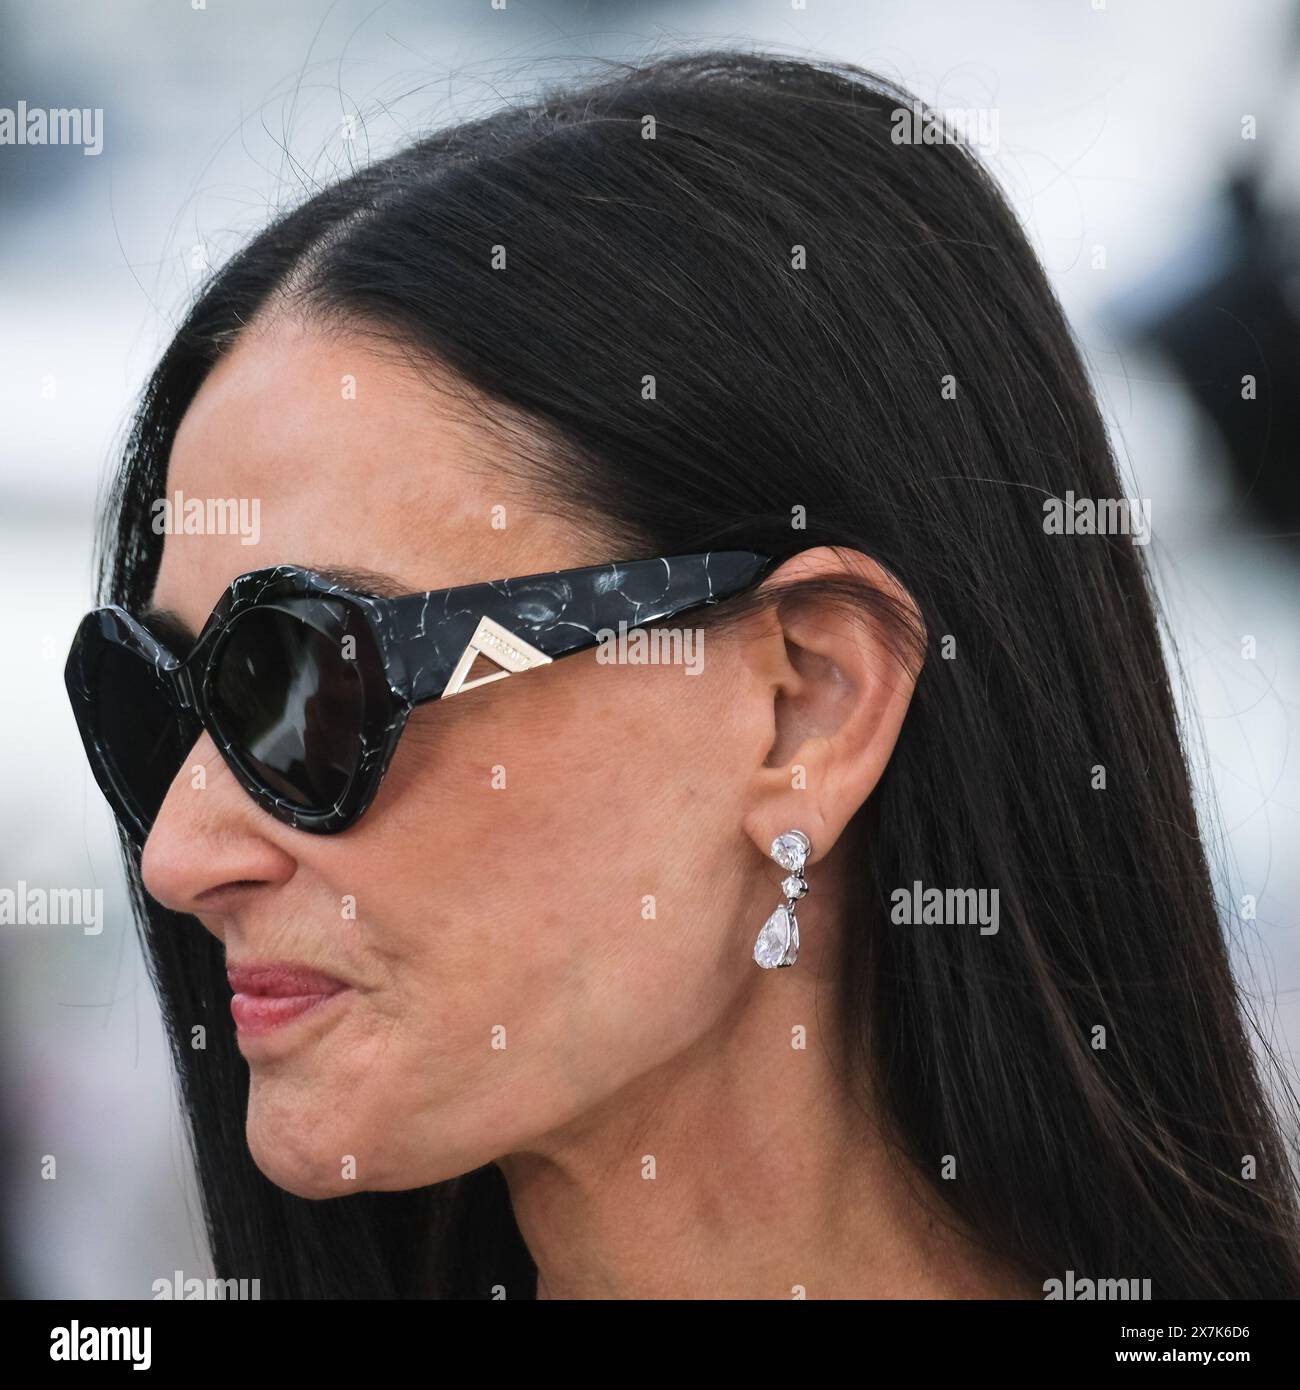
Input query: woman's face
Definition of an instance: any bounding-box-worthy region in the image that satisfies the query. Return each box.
[140,317,789,1198]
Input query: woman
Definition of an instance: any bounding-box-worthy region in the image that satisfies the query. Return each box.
[66,50,1300,1298]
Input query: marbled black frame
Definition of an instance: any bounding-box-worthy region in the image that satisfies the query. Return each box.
[65,551,774,841]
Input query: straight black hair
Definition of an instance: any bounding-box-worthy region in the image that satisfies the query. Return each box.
[97,49,1300,1297]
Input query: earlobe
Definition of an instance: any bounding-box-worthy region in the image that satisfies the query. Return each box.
[740,546,924,867]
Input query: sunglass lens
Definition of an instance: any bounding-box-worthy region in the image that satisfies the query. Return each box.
[94,642,196,832]
[210,605,366,813]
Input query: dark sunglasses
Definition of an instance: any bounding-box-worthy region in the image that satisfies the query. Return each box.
[65,551,774,842]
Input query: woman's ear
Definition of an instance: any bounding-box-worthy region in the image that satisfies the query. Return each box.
[736,546,925,866]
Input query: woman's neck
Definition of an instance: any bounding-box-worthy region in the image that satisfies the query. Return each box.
[497,981,1036,1300]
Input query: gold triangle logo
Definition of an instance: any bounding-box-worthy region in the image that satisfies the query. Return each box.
[441,615,553,699]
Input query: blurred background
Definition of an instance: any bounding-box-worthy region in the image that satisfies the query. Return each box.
[2,0,1298,1298]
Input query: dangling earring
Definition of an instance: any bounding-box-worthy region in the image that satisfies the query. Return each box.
[753,830,811,969]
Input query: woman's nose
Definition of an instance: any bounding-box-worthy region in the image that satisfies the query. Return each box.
[139,731,297,916]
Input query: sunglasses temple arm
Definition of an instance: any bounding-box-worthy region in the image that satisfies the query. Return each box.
[385,551,772,706]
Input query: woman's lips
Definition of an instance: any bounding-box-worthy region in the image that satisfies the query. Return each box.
[227,963,349,1038]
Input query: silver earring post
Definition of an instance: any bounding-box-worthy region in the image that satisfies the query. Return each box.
[753,830,811,969]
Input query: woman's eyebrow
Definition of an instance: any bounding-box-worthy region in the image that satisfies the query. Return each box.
[136,606,197,651]
[309,566,411,598]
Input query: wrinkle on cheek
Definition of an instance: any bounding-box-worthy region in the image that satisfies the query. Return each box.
[519,902,616,1113]
[365,1002,409,1090]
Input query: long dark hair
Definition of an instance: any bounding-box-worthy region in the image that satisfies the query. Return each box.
[97,49,1300,1298]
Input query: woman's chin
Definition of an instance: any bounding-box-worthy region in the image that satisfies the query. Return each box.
[244,1106,490,1197]
[244,1118,351,1198]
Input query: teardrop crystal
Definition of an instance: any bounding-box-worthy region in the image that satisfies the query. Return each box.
[754,904,796,969]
